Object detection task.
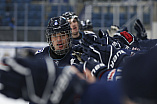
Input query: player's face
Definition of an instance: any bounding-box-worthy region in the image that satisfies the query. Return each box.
[51,32,69,51]
[68,19,79,36]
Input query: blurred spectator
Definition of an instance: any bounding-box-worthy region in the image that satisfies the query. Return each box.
[5,0,12,17]
[5,0,12,12]
[9,17,15,29]
[6,16,15,29]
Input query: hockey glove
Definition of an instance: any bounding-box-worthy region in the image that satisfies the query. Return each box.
[81,31,100,46]
[0,56,89,104]
[82,43,128,69]
[106,25,120,37]
[84,57,108,79]
[114,31,135,46]
[99,29,124,49]
[0,56,55,104]
[134,19,148,40]
[114,30,141,49]
[72,44,84,62]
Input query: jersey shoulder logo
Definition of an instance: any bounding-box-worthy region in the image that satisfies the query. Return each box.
[35,48,45,55]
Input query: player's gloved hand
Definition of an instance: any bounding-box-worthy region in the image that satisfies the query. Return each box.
[82,43,128,69]
[134,19,147,40]
[105,25,120,37]
[84,57,108,79]
[0,56,55,104]
[72,44,83,53]
[117,26,128,32]
[80,52,90,62]
[0,55,90,104]
[113,31,135,46]
[81,31,100,46]
[97,29,109,45]
[98,29,107,38]
[98,29,123,49]
[72,44,84,62]
[113,29,141,49]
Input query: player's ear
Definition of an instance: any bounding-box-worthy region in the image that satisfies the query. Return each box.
[83,68,96,83]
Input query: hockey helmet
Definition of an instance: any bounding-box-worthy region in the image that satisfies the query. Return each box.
[45,16,72,55]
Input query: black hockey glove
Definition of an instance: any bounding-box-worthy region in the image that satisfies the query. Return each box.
[114,31,135,46]
[98,29,124,49]
[0,56,55,104]
[0,56,89,104]
[134,19,148,40]
[72,44,84,62]
[113,30,141,49]
[84,57,108,79]
[81,31,100,47]
[82,43,128,69]
[80,52,90,62]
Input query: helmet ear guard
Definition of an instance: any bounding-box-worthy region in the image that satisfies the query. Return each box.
[45,16,72,55]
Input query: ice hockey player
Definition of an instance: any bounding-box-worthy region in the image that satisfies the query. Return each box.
[62,11,84,45]
[35,16,75,69]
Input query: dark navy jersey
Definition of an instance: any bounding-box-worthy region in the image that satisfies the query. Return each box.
[129,39,157,51]
[72,31,84,45]
[80,81,122,104]
[139,39,157,49]
[35,46,75,69]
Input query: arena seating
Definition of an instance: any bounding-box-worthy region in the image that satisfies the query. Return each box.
[0,0,152,28]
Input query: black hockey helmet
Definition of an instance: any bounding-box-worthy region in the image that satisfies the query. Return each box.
[62,11,79,22]
[45,16,72,55]
[80,19,93,31]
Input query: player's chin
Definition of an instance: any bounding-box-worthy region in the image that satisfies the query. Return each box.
[57,48,64,50]
[73,31,79,35]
